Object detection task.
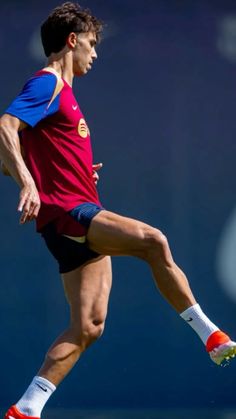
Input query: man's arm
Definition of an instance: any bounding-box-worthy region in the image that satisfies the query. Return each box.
[0,113,40,224]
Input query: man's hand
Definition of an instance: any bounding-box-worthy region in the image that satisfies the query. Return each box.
[92,163,103,185]
[18,183,41,224]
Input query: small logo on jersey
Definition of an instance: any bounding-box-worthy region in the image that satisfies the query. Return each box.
[78,118,89,138]
[186,317,193,322]
[72,105,78,111]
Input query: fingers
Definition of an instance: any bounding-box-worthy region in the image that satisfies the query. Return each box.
[18,185,41,224]
[92,163,103,185]
[92,162,103,171]
[92,171,99,185]
[19,201,40,224]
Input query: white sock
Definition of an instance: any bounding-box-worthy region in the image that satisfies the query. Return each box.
[180,303,219,345]
[16,376,56,417]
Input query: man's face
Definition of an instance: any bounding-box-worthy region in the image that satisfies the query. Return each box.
[73,31,98,76]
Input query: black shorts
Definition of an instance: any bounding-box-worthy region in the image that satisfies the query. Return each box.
[41,203,104,274]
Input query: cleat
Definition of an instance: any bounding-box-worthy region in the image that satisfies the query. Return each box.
[206,330,236,366]
[5,405,40,419]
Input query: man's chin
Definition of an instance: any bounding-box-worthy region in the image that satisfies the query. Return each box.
[75,71,84,77]
[75,68,89,77]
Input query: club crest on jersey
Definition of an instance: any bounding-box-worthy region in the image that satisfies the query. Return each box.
[78,118,89,138]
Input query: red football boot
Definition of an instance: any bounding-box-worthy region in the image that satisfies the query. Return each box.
[206,330,236,365]
[5,405,40,419]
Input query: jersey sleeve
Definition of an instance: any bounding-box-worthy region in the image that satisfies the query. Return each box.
[5,73,61,127]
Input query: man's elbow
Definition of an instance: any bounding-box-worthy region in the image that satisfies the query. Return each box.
[0,114,24,135]
[0,115,15,138]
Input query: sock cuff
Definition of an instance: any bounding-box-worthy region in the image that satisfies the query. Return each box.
[179,303,219,345]
[180,303,200,318]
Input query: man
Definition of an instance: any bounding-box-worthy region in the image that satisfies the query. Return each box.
[0,2,235,419]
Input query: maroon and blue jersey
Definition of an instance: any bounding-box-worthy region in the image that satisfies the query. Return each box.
[5,68,101,235]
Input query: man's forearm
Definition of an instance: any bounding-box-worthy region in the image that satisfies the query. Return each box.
[0,123,34,188]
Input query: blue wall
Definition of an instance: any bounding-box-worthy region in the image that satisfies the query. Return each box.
[1,0,236,410]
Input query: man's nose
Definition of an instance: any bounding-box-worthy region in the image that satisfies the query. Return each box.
[92,49,97,60]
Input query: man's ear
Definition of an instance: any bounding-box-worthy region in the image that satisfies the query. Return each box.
[66,32,78,50]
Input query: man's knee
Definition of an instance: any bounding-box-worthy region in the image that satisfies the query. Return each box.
[141,227,172,264]
[73,318,105,349]
[83,320,105,343]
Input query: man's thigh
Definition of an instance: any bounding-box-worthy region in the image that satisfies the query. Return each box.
[86,210,157,257]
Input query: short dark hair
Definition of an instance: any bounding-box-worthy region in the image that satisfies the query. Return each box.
[41,2,103,57]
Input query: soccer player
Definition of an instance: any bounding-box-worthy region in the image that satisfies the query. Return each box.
[0,2,235,419]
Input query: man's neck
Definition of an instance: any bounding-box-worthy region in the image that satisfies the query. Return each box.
[46,57,74,86]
